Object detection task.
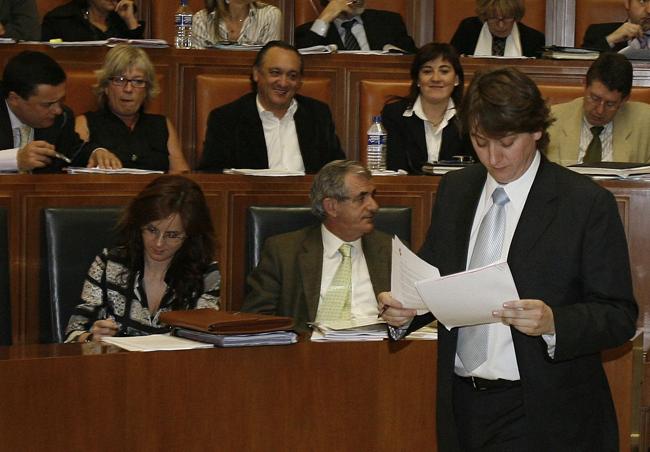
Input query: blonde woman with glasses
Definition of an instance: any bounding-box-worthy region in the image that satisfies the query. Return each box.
[450,0,545,57]
[75,44,189,172]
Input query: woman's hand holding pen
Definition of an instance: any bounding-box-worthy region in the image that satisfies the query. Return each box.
[89,317,119,341]
[377,292,416,327]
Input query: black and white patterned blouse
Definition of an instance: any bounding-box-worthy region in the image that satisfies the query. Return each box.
[65,247,220,342]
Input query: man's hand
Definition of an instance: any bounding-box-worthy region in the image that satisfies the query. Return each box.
[17,141,56,171]
[377,292,417,327]
[494,299,555,336]
[318,0,356,23]
[115,0,139,30]
[87,148,123,169]
[607,22,645,46]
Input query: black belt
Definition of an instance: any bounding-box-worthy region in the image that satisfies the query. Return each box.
[455,375,521,391]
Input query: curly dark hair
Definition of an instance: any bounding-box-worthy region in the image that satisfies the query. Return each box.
[115,175,217,309]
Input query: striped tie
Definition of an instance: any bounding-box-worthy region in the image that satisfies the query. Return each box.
[341,20,360,50]
[457,187,510,372]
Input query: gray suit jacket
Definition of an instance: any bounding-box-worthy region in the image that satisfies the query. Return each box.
[547,98,650,165]
[242,224,392,332]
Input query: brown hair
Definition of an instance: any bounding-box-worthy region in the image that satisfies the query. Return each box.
[460,66,553,152]
[116,175,216,308]
[476,0,525,22]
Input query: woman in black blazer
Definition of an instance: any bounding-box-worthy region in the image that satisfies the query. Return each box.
[381,43,473,174]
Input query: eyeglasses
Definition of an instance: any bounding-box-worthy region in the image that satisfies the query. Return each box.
[486,16,515,24]
[109,76,147,88]
[585,93,622,111]
[142,225,186,243]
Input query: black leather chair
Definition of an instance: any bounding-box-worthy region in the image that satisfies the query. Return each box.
[245,205,411,275]
[0,208,11,346]
[41,207,122,343]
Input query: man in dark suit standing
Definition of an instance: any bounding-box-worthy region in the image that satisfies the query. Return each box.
[243,160,391,332]
[582,0,650,51]
[199,41,345,173]
[380,67,637,451]
[0,51,97,173]
[294,0,416,53]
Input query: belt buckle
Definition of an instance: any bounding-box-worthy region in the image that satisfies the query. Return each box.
[470,376,486,391]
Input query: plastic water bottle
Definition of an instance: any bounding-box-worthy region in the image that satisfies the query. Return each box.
[367,115,387,171]
[175,0,193,49]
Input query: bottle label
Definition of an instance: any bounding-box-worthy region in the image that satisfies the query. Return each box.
[367,134,386,146]
[182,14,193,26]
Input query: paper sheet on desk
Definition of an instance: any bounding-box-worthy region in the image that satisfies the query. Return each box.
[223,168,305,176]
[391,236,439,314]
[414,260,519,329]
[101,334,213,352]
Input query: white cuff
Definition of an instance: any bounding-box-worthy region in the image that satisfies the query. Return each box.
[0,147,19,172]
[310,19,330,37]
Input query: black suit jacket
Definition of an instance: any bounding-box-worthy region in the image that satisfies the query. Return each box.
[0,101,90,173]
[582,22,625,52]
[411,157,637,451]
[450,16,545,57]
[294,9,416,53]
[199,92,345,173]
[381,98,474,174]
[41,0,144,42]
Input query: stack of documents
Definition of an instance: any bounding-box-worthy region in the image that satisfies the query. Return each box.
[101,334,213,352]
[568,162,650,179]
[310,318,387,342]
[107,38,168,48]
[391,236,520,329]
[541,46,599,60]
[298,44,338,54]
[223,168,305,176]
[173,328,297,347]
[65,167,164,175]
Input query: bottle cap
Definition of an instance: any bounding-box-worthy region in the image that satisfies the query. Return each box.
[372,115,382,122]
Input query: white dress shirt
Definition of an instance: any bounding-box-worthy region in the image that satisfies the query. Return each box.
[319,225,378,319]
[454,151,542,380]
[578,117,614,163]
[256,96,304,171]
[403,96,457,163]
[310,15,370,51]
[0,100,26,171]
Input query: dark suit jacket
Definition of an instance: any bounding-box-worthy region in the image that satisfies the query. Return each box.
[410,157,637,451]
[381,98,474,174]
[294,9,416,53]
[242,225,392,332]
[199,92,345,173]
[582,22,625,52]
[41,0,144,42]
[0,0,40,40]
[0,101,90,172]
[450,16,545,57]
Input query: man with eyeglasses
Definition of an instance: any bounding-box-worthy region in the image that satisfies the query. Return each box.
[242,159,391,332]
[450,0,545,57]
[547,52,650,165]
[0,51,101,172]
[582,0,650,52]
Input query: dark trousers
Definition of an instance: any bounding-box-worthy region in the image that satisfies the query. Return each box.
[452,375,528,452]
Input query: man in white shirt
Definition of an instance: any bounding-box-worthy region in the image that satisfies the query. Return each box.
[380,67,637,450]
[547,52,650,165]
[199,40,344,173]
[242,160,391,332]
[294,0,416,53]
[0,51,100,172]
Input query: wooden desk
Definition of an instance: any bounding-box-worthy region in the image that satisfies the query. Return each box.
[0,336,640,452]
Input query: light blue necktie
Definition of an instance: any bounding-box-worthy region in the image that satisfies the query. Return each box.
[457,187,510,372]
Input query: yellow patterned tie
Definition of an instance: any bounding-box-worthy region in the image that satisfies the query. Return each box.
[316,243,353,322]
[18,125,31,148]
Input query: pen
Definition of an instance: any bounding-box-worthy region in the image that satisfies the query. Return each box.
[377,304,389,319]
[54,152,71,164]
